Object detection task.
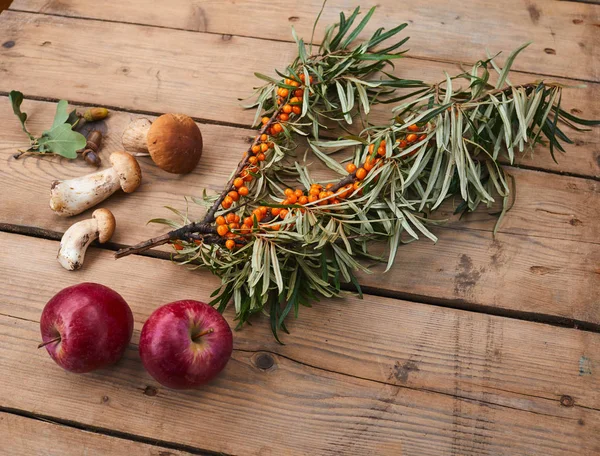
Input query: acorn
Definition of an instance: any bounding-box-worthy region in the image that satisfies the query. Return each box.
[83,107,109,122]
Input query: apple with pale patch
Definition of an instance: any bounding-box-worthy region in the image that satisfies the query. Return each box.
[139,300,233,389]
[39,283,134,373]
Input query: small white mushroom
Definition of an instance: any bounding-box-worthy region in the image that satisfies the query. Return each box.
[50,151,142,217]
[57,208,116,270]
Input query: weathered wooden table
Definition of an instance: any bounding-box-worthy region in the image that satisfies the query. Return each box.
[0,1,598,455]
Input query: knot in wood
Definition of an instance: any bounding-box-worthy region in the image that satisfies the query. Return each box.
[560,395,574,407]
[255,353,275,370]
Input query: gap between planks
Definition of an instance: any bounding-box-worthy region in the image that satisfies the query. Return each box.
[2,221,599,335]
[6,6,599,85]
[0,407,222,456]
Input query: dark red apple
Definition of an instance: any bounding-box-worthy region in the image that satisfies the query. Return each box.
[139,300,233,389]
[39,283,134,373]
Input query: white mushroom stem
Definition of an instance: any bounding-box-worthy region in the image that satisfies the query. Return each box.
[50,151,141,217]
[57,208,116,271]
[50,168,120,217]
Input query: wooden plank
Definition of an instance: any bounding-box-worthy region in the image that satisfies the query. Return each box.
[0,232,598,455]
[9,0,600,82]
[0,11,598,178]
[0,412,194,456]
[0,99,598,324]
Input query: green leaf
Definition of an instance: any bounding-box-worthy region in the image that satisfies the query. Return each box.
[356,53,406,61]
[51,100,70,129]
[495,42,531,89]
[341,6,376,49]
[37,124,86,159]
[8,90,34,140]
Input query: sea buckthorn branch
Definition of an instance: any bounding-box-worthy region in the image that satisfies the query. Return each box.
[115,8,599,341]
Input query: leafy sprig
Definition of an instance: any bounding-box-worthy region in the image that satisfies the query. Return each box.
[9,91,87,159]
[116,8,599,340]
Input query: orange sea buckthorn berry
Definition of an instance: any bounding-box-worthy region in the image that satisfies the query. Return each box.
[287,194,297,204]
[233,177,244,188]
[318,191,328,200]
[407,133,418,143]
[244,216,254,226]
[225,239,235,250]
[261,117,270,125]
[419,134,427,141]
[248,156,258,165]
[279,113,289,122]
[241,225,251,234]
[325,190,334,198]
[252,208,263,219]
[226,213,236,223]
[309,76,314,83]
[294,189,304,198]
[290,97,301,104]
[228,191,240,201]
[251,145,261,154]
[279,209,289,218]
[283,104,292,114]
[399,140,408,148]
[256,153,265,161]
[260,143,269,153]
[271,224,281,231]
[238,186,249,196]
[229,223,240,230]
[216,216,226,225]
[222,196,233,209]
[356,168,367,180]
[233,215,240,223]
[363,159,374,172]
[217,225,229,237]
[279,88,289,97]
[259,206,268,215]
[408,124,420,132]
[290,80,300,87]
[377,146,385,156]
[271,207,281,216]
[292,106,301,115]
[332,199,341,205]
[299,73,305,82]
[284,188,295,197]
[260,134,268,141]
[309,187,320,196]
[326,183,334,190]
[281,198,290,206]
[346,163,357,174]
[173,243,184,251]
[294,89,304,98]
[308,194,318,203]
[284,78,293,85]
[272,123,283,134]
[298,195,308,205]
[368,144,375,153]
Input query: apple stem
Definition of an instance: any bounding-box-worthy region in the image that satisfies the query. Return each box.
[37,336,61,349]
[192,328,214,341]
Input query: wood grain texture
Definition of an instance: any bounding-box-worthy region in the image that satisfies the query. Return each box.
[9,0,600,82]
[0,99,598,324]
[0,10,598,178]
[0,412,194,456]
[0,232,599,456]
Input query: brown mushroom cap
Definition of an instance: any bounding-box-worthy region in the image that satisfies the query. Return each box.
[146,113,203,174]
[109,151,142,193]
[93,208,116,244]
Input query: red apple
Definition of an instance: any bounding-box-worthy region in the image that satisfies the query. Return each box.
[139,300,233,389]
[39,283,134,373]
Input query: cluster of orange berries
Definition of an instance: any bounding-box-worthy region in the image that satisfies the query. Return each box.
[397,124,428,154]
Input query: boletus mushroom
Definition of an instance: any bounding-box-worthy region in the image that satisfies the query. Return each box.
[50,151,141,217]
[122,113,203,174]
[57,208,116,270]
